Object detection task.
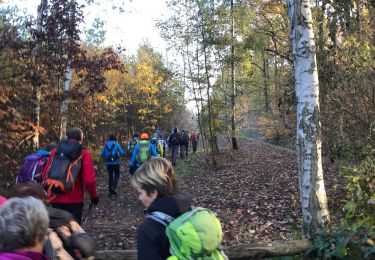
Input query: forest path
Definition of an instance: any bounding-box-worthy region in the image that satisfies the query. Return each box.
[84,137,343,250]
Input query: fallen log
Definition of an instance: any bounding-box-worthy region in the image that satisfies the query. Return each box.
[95,249,137,260]
[224,239,311,259]
[95,239,311,259]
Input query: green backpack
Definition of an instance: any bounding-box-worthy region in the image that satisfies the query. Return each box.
[136,140,151,163]
[146,208,228,260]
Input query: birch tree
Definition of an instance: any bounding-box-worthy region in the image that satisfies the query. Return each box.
[31,0,48,149]
[287,0,330,238]
[60,57,71,139]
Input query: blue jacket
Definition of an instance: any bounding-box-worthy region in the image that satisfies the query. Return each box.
[101,141,125,165]
[130,141,158,168]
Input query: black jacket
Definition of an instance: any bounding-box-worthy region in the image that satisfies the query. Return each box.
[137,192,193,260]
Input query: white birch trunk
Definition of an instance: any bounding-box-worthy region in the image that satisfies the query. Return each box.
[287,0,330,239]
[32,0,47,149]
[60,57,71,140]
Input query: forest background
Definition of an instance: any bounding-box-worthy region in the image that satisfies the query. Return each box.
[0,0,374,257]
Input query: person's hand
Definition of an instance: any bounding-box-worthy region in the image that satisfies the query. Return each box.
[48,231,74,260]
[91,197,99,205]
[69,220,85,234]
[56,225,72,243]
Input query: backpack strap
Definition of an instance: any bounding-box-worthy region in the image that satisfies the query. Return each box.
[145,212,176,257]
[145,211,175,227]
[106,143,115,151]
[30,162,39,182]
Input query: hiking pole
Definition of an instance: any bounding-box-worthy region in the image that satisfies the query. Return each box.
[82,203,94,227]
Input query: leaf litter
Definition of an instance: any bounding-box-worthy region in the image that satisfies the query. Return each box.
[83,137,346,250]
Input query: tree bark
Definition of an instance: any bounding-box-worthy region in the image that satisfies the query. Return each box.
[263,53,270,115]
[32,0,48,149]
[287,0,330,239]
[201,33,217,165]
[60,56,71,140]
[196,42,209,161]
[230,0,238,150]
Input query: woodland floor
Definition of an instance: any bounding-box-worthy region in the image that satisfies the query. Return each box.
[83,137,346,250]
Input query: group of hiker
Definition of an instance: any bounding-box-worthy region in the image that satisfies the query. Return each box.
[1,127,98,259]
[167,127,199,166]
[0,126,227,260]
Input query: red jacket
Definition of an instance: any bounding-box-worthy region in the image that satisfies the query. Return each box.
[42,147,98,204]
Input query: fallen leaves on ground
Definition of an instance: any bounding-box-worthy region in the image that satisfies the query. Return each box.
[83,137,346,250]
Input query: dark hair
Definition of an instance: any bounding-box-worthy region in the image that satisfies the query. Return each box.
[173,127,177,133]
[67,127,83,141]
[8,183,46,201]
[109,135,116,141]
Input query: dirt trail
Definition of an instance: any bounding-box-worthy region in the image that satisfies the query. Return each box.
[83,137,343,250]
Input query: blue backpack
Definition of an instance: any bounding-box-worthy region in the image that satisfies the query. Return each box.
[105,143,120,162]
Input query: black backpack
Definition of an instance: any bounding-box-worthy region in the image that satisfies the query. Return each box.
[169,133,180,145]
[43,140,83,195]
[180,132,188,144]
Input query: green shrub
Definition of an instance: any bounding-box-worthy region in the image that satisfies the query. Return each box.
[307,149,375,259]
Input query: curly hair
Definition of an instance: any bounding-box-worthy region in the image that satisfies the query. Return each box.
[0,196,49,251]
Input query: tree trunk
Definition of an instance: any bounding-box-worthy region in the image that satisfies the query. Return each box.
[263,53,270,115]
[196,46,209,160]
[202,36,217,166]
[230,0,238,150]
[274,40,279,109]
[287,0,330,239]
[60,57,71,140]
[31,0,48,149]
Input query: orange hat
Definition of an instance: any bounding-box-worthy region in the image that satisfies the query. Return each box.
[140,133,149,140]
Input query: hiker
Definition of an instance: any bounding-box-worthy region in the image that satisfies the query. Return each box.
[154,127,162,139]
[16,142,56,184]
[179,130,189,159]
[129,133,158,174]
[151,134,164,157]
[42,127,99,224]
[8,183,96,259]
[0,196,73,260]
[130,157,193,260]
[127,133,139,158]
[101,134,125,197]
[184,130,189,156]
[191,132,199,153]
[159,136,167,158]
[168,127,180,166]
